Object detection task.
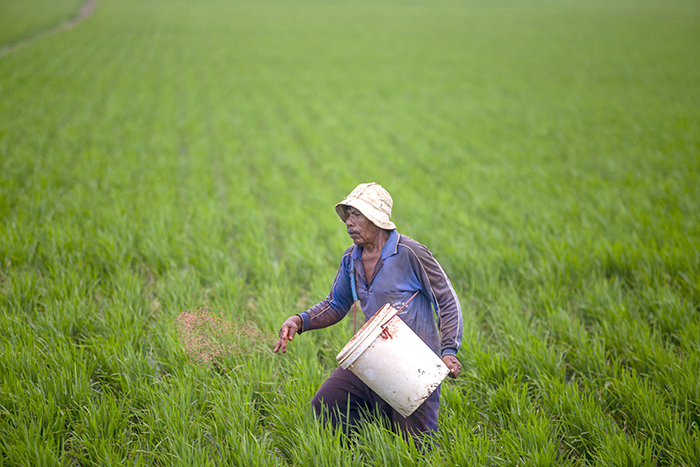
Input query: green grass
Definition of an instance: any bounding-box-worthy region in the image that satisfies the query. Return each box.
[0,0,86,48]
[1,0,699,465]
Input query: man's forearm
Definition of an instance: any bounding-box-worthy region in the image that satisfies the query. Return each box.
[298,299,347,333]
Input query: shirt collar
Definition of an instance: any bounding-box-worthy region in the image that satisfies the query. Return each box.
[382,230,400,259]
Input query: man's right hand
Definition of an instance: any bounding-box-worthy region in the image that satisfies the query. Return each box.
[273,315,302,353]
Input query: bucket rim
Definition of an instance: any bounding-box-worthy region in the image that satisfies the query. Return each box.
[336,304,396,368]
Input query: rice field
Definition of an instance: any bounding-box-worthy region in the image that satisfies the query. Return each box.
[1,0,699,465]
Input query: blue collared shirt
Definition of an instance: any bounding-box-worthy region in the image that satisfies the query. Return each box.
[300,230,463,357]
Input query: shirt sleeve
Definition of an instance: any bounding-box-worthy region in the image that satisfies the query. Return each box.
[403,237,463,357]
[298,247,355,333]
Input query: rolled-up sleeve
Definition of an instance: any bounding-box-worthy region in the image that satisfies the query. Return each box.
[298,248,354,333]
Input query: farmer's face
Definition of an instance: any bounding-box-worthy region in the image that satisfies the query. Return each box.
[345,207,380,248]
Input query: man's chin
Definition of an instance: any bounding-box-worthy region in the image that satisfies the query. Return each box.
[350,236,363,246]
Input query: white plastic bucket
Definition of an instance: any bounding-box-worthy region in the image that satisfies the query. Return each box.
[336,304,449,417]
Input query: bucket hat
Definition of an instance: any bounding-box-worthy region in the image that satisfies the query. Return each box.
[335,182,396,230]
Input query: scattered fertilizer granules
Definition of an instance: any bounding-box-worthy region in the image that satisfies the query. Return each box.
[177,307,270,368]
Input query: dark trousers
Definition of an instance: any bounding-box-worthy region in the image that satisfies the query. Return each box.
[311,366,440,446]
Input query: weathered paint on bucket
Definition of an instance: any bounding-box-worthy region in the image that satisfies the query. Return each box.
[336,304,449,417]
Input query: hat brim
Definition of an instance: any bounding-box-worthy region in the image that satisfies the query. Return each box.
[335,198,396,230]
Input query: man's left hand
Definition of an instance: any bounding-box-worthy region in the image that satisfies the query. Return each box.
[442,355,462,378]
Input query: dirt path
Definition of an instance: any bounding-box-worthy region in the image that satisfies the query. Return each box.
[0,0,97,57]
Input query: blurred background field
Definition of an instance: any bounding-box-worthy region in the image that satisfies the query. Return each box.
[0,0,86,48]
[1,0,699,465]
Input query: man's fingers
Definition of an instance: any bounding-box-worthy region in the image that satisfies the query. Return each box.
[274,337,288,353]
[274,328,286,353]
[274,317,301,354]
[442,356,462,378]
[274,324,298,353]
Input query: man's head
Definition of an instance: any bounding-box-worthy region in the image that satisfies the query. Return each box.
[335,182,396,230]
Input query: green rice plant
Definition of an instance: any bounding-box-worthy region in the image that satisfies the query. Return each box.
[468,350,512,391]
[353,417,427,467]
[603,366,700,465]
[511,335,567,383]
[638,279,698,342]
[272,411,361,467]
[537,376,612,463]
[433,385,493,466]
[68,395,133,465]
[497,416,564,467]
[594,432,656,467]
[208,380,277,464]
[1,413,66,466]
[486,379,537,433]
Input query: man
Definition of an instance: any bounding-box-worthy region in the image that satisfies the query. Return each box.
[274,182,463,444]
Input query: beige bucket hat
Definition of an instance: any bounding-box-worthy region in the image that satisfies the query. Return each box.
[335,182,396,230]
